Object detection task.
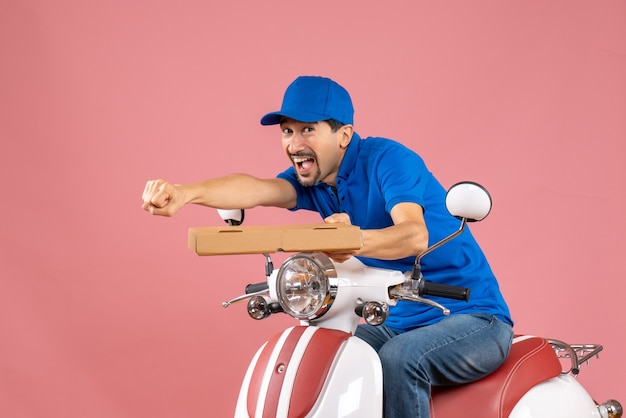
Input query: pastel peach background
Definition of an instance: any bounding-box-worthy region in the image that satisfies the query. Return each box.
[1,1,624,417]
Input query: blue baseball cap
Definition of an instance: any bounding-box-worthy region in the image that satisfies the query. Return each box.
[260,76,354,126]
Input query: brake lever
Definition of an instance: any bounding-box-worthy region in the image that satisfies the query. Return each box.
[222,289,269,308]
[389,285,450,315]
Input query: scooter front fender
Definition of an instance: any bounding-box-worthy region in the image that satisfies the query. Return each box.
[235,326,382,418]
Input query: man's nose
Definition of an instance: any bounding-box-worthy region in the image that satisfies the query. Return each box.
[287,132,306,153]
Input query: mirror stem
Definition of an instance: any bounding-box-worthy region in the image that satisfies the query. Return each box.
[411,218,468,280]
[263,253,274,277]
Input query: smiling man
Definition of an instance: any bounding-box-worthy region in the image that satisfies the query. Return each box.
[141,75,513,417]
[279,118,349,187]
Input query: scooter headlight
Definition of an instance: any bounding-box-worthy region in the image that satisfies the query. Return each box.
[276,252,337,320]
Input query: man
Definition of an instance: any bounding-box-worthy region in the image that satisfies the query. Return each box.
[142,75,513,417]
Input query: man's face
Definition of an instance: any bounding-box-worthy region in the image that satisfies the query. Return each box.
[280,119,350,187]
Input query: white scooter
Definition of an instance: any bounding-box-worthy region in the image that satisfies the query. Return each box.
[188,182,622,418]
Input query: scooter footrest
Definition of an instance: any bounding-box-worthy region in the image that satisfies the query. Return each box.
[430,335,562,418]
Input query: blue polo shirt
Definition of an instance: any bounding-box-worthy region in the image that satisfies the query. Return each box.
[277,133,512,332]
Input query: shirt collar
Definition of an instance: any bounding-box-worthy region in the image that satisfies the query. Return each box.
[337,132,361,182]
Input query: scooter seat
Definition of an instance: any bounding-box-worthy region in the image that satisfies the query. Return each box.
[430,335,562,418]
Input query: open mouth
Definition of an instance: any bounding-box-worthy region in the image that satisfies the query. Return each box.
[292,155,316,175]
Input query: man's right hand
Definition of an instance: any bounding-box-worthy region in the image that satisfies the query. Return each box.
[141,179,185,216]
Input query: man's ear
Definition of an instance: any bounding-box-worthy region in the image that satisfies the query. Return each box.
[339,124,354,149]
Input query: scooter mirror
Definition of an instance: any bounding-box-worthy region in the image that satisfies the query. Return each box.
[217,209,245,226]
[445,182,492,222]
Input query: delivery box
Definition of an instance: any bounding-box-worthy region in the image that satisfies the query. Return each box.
[188,223,363,256]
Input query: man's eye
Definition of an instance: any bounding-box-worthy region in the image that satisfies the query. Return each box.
[303,127,314,133]
[282,128,292,134]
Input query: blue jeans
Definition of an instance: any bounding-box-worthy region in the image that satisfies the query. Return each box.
[355,313,513,418]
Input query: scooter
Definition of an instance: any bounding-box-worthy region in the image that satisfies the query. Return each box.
[188,182,623,418]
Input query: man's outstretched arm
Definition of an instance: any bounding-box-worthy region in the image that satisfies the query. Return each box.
[141,174,297,216]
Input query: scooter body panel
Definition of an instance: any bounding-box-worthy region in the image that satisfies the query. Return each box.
[307,336,382,417]
[235,326,382,418]
[510,374,601,418]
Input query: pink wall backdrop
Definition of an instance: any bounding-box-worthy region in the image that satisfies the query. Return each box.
[1,1,624,416]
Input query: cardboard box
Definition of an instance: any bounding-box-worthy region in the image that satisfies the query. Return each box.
[188,223,363,256]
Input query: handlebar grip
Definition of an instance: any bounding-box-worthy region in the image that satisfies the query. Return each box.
[245,282,269,294]
[420,281,470,301]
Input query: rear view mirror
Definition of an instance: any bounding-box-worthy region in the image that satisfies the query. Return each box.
[445,182,492,222]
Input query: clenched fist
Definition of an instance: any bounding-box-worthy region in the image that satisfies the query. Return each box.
[141,179,185,216]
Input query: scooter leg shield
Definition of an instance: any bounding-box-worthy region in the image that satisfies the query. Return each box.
[235,326,383,418]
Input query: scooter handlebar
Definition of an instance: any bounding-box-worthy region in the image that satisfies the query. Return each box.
[420,281,470,301]
[245,282,269,294]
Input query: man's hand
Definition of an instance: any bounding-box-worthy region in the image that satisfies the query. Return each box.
[324,213,352,226]
[141,179,185,216]
[323,212,359,262]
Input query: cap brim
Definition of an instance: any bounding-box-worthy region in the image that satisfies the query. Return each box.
[260,110,331,126]
[259,112,282,126]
